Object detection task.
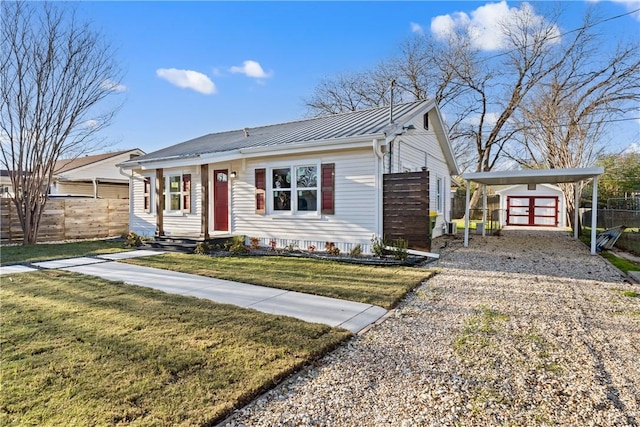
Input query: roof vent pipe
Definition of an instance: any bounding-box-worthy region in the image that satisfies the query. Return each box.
[243,128,250,137]
[388,79,396,124]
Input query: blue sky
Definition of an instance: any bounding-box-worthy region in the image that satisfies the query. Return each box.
[79,1,640,158]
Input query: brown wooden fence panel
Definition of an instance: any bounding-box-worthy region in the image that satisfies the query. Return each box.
[383,171,431,251]
[0,198,129,244]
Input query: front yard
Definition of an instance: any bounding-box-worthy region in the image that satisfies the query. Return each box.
[0,242,433,425]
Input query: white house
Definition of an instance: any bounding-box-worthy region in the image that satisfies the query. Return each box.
[495,183,567,228]
[119,100,459,253]
[52,149,145,198]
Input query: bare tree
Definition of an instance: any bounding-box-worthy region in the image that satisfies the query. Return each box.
[0,1,123,244]
[304,5,639,217]
[510,12,640,230]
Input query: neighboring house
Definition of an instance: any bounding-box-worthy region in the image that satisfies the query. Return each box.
[52,149,145,199]
[495,183,567,228]
[0,170,13,197]
[120,100,459,253]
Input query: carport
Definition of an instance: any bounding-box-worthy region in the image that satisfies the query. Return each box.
[461,167,604,255]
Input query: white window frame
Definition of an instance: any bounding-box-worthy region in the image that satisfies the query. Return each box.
[268,162,320,216]
[163,173,189,215]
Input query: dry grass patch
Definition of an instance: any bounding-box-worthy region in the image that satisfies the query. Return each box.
[1,271,350,426]
[124,253,434,309]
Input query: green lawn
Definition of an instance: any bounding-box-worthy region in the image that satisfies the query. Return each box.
[1,242,431,425]
[125,253,434,309]
[0,240,130,265]
[1,270,350,426]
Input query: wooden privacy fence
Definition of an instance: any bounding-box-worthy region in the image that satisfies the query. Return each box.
[1,198,129,244]
[383,171,431,251]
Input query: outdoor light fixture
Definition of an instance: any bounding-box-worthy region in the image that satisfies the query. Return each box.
[230,171,237,179]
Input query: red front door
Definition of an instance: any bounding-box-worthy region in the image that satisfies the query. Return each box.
[213,170,229,231]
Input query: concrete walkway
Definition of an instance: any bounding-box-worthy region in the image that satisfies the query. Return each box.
[3,250,387,333]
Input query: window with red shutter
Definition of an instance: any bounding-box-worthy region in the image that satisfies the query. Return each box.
[321,163,335,215]
[143,177,151,213]
[182,174,191,213]
[255,168,266,215]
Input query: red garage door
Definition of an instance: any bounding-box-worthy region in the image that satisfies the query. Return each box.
[507,196,558,226]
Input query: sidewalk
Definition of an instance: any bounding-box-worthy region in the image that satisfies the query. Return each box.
[2,250,387,333]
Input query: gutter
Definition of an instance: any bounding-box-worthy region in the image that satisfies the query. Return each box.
[118,134,387,170]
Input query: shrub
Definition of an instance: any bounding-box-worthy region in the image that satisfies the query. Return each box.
[228,236,249,255]
[371,235,388,257]
[391,238,409,261]
[325,242,340,256]
[349,244,362,257]
[194,241,214,255]
[124,231,143,248]
[249,237,261,250]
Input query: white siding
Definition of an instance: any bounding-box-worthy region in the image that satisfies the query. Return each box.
[130,171,156,237]
[129,166,202,237]
[230,148,379,253]
[388,117,453,238]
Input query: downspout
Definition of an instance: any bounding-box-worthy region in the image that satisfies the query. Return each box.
[373,139,384,240]
[92,178,98,199]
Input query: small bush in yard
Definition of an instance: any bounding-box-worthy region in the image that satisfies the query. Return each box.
[371,235,388,257]
[124,231,143,247]
[228,236,249,255]
[249,237,261,250]
[325,242,340,256]
[392,238,409,261]
[350,244,363,257]
[194,242,214,255]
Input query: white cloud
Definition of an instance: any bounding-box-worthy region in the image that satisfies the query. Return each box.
[230,60,272,79]
[100,79,127,93]
[623,142,640,154]
[156,68,216,94]
[84,119,99,129]
[410,22,425,35]
[431,1,560,51]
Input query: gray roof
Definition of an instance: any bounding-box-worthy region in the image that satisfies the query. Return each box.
[127,100,432,164]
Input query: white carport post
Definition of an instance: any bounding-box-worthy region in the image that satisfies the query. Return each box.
[482,184,487,237]
[574,183,579,239]
[590,176,598,255]
[464,180,471,247]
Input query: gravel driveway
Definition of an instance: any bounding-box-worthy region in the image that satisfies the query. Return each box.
[222,229,639,426]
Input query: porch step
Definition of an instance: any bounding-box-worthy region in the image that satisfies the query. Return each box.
[143,235,237,254]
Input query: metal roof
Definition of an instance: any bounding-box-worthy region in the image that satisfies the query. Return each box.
[126,101,431,164]
[462,167,604,186]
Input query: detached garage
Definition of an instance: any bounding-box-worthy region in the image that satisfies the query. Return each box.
[496,184,566,228]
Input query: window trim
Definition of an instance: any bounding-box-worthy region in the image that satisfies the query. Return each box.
[268,162,320,216]
[163,173,192,215]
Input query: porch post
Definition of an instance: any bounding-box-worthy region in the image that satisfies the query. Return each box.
[574,182,579,239]
[464,180,471,247]
[155,168,164,236]
[482,184,487,237]
[590,176,598,255]
[200,164,209,239]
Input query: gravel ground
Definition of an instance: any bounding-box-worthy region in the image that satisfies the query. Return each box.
[222,229,640,427]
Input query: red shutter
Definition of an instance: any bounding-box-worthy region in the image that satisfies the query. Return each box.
[143,178,151,213]
[182,174,191,213]
[255,168,266,215]
[321,163,335,215]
